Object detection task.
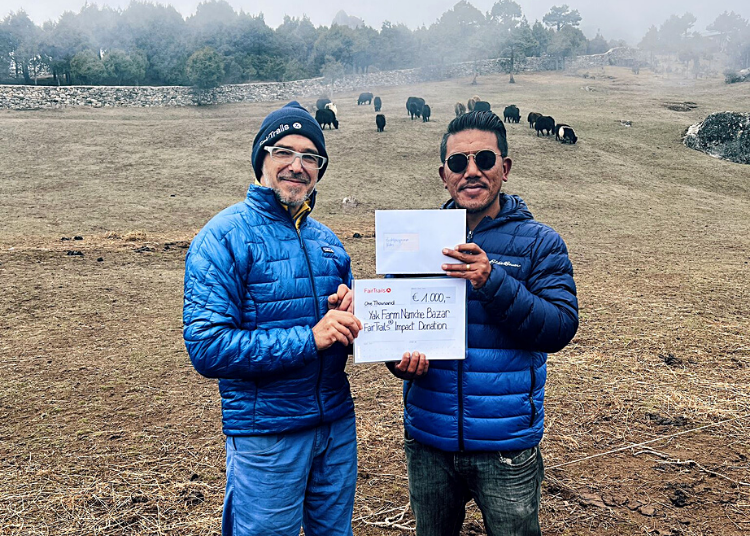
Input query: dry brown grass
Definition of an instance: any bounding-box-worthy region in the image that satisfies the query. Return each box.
[0,67,749,535]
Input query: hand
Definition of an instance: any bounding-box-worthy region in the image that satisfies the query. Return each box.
[327,284,353,313]
[441,243,491,289]
[392,351,429,380]
[312,310,362,350]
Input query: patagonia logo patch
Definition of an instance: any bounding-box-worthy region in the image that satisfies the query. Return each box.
[321,246,336,257]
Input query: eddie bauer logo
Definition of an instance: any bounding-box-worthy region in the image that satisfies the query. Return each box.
[490,259,521,268]
[364,287,392,294]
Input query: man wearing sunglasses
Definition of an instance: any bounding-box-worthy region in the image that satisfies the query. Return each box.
[389,111,579,535]
[183,101,362,536]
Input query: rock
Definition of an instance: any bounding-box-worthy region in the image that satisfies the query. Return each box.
[66,250,84,256]
[626,499,643,510]
[645,412,689,427]
[183,490,204,506]
[342,197,360,212]
[664,101,697,112]
[660,352,682,366]
[579,493,607,508]
[669,488,690,507]
[684,112,750,165]
[602,493,628,507]
[725,68,750,84]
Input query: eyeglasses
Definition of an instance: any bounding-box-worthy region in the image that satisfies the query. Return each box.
[445,150,502,174]
[265,146,327,170]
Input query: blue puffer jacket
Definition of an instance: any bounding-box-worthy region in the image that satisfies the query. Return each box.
[403,193,578,452]
[183,185,354,436]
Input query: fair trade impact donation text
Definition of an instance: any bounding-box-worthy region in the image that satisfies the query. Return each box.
[353,278,466,364]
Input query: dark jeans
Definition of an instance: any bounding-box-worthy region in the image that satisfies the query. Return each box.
[405,435,543,536]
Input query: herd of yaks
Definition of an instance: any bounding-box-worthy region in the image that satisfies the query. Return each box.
[310,92,578,144]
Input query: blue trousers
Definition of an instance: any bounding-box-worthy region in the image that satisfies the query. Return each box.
[222,413,357,536]
[405,436,543,536]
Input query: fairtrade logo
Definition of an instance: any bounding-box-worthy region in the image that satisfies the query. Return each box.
[293,122,302,129]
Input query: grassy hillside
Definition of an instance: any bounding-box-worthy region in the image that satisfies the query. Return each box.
[0,66,748,535]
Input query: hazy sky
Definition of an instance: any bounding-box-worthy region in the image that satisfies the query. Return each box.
[2,0,749,45]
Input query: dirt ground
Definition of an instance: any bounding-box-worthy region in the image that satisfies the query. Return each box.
[0,67,748,535]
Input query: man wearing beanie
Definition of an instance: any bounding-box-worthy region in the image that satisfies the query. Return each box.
[183,101,363,536]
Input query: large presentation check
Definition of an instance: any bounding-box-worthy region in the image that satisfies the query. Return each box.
[353,278,466,364]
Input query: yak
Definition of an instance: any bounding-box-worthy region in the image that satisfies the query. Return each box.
[376,114,386,132]
[315,108,338,130]
[503,105,520,123]
[534,115,555,136]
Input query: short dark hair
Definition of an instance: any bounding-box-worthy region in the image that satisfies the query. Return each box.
[440,111,508,162]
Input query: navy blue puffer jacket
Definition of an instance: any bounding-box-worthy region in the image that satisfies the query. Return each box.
[403,193,578,452]
[183,185,354,436]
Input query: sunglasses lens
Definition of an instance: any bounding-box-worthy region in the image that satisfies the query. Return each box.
[446,151,498,173]
[475,150,497,170]
[447,154,468,173]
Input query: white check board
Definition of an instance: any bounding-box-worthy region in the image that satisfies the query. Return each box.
[353,278,466,364]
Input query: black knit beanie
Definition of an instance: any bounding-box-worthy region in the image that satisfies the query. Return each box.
[251,101,328,179]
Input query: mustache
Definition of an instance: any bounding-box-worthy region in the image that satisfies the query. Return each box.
[458,179,487,190]
[279,172,310,184]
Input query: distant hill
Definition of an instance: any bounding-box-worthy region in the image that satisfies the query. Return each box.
[332,10,365,29]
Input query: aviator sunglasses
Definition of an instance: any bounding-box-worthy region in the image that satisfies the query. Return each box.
[446,150,502,174]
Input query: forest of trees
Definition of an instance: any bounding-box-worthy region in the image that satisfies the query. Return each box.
[1,1,748,88]
[638,11,750,77]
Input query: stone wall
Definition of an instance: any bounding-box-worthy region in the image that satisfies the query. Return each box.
[0,48,645,110]
[567,47,649,71]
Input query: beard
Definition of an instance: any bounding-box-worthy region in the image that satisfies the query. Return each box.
[272,187,312,207]
[456,191,500,213]
[271,172,312,207]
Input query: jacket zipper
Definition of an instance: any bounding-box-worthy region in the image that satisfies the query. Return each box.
[529,365,537,427]
[458,229,474,451]
[295,223,325,424]
[471,223,538,428]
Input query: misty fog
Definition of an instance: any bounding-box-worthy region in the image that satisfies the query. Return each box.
[4,0,750,44]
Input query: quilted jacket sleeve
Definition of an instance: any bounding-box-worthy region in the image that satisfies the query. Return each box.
[183,229,319,380]
[474,228,578,353]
